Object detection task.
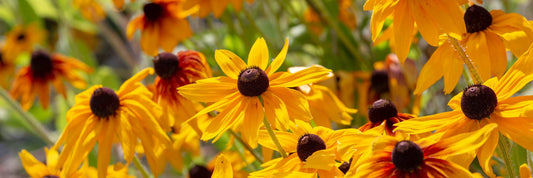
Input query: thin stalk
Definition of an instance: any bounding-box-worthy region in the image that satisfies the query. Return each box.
[262,118,288,158]
[133,155,150,178]
[242,7,277,50]
[0,88,54,145]
[229,130,264,163]
[498,134,516,178]
[448,36,483,84]
[99,22,137,68]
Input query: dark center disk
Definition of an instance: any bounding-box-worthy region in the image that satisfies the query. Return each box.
[143,3,164,22]
[338,160,351,174]
[392,140,424,172]
[42,175,60,178]
[153,52,180,79]
[30,50,54,78]
[464,5,493,33]
[461,84,497,120]
[90,87,120,119]
[368,99,398,124]
[0,52,4,66]
[189,165,212,178]
[17,33,26,41]
[370,70,389,94]
[297,134,326,162]
[237,66,269,96]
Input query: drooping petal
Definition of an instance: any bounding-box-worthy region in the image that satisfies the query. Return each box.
[441,41,464,94]
[475,124,500,178]
[215,49,248,79]
[97,119,116,178]
[201,95,246,141]
[238,97,264,148]
[464,32,491,81]
[392,0,414,63]
[247,38,269,70]
[266,38,289,75]
[485,31,508,77]
[269,87,312,121]
[262,89,290,130]
[414,42,445,94]
[19,149,49,177]
[493,115,533,152]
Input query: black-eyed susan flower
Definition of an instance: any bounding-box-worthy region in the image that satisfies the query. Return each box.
[52,68,170,178]
[10,50,92,110]
[0,50,15,88]
[152,51,212,131]
[2,24,45,60]
[250,120,353,177]
[19,148,88,177]
[415,5,533,94]
[178,38,331,147]
[359,99,415,136]
[396,44,533,176]
[354,124,496,177]
[73,0,106,22]
[126,0,197,56]
[184,0,254,18]
[364,0,467,62]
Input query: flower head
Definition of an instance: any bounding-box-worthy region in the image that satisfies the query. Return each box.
[359,99,415,136]
[184,0,254,18]
[415,5,533,94]
[127,0,197,56]
[52,68,170,178]
[73,0,106,22]
[178,38,331,147]
[10,50,92,110]
[0,50,16,88]
[397,44,533,176]
[2,24,45,59]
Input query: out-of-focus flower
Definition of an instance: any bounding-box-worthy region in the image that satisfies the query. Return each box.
[10,50,92,110]
[73,0,106,22]
[206,149,256,178]
[163,124,201,171]
[83,162,136,178]
[354,124,496,177]
[415,5,533,94]
[304,0,356,35]
[112,0,135,9]
[396,45,533,177]
[0,50,15,88]
[2,24,45,60]
[364,0,467,62]
[250,120,354,177]
[184,0,254,18]
[359,99,414,136]
[127,0,197,56]
[178,38,331,147]
[151,51,212,131]
[211,154,233,178]
[520,164,531,178]
[52,68,170,178]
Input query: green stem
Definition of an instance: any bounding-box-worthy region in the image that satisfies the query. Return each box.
[262,118,288,158]
[448,36,483,84]
[229,130,264,163]
[133,155,150,178]
[498,134,516,178]
[0,88,54,145]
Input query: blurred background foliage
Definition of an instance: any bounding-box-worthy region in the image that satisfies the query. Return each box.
[0,0,533,177]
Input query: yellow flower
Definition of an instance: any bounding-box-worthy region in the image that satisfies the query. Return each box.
[73,0,106,22]
[396,44,533,177]
[164,124,201,171]
[359,99,415,136]
[212,154,233,178]
[10,50,92,110]
[126,0,197,56]
[2,24,45,60]
[178,38,331,147]
[184,0,254,18]
[364,0,467,62]
[151,51,212,131]
[251,120,354,177]
[355,124,496,177]
[83,162,136,178]
[207,150,255,178]
[20,148,61,178]
[0,49,16,88]
[415,5,533,94]
[52,68,170,178]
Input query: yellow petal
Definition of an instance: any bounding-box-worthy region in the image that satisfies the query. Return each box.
[520,164,531,178]
[270,87,313,121]
[302,150,336,170]
[19,149,49,177]
[212,154,233,178]
[247,38,269,70]
[493,116,533,153]
[465,33,491,81]
[266,38,289,75]
[238,97,263,148]
[475,124,500,178]
[413,42,445,94]
[494,44,533,99]
[485,31,507,77]
[178,77,238,102]
[392,0,414,63]
[97,120,116,178]
[262,89,290,130]
[258,130,298,153]
[215,49,247,79]
[432,123,497,157]
[442,41,464,94]
[394,110,464,134]
[270,65,331,87]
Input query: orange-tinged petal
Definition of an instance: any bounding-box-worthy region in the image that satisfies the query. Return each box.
[269,87,312,121]
[414,42,445,94]
[266,38,289,75]
[19,149,49,177]
[303,150,336,170]
[475,124,499,178]
[442,42,464,94]
[485,31,507,77]
[247,38,269,70]
[520,164,531,178]
[201,95,245,141]
[238,96,263,147]
[140,25,160,56]
[395,110,464,134]
[178,77,238,102]
[258,130,298,152]
[215,49,247,79]
[431,123,497,157]
[262,89,290,130]
[410,1,439,46]
[97,119,116,178]
[493,116,533,153]
[465,32,492,81]
[270,65,331,87]
[392,0,414,63]
[126,17,143,39]
[212,154,233,178]
[494,44,533,99]
[370,0,397,42]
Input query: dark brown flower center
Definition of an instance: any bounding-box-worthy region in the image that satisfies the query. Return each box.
[42,175,59,178]
[370,70,389,94]
[90,87,120,119]
[338,159,352,174]
[30,50,53,79]
[189,165,212,178]
[461,84,497,120]
[153,52,180,79]
[297,134,326,162]
[368,99,398,124]
[0,52,4,66]
[237,66,269,96]
[392,140,423,171]
[465,5,493,33]
[17,33,26,41]
[143,3,164,22]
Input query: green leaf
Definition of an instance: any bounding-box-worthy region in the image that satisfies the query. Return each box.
[511,143,528,175]
[26,0,57,18]
[0,6,15,25]
[17,0,40,24]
